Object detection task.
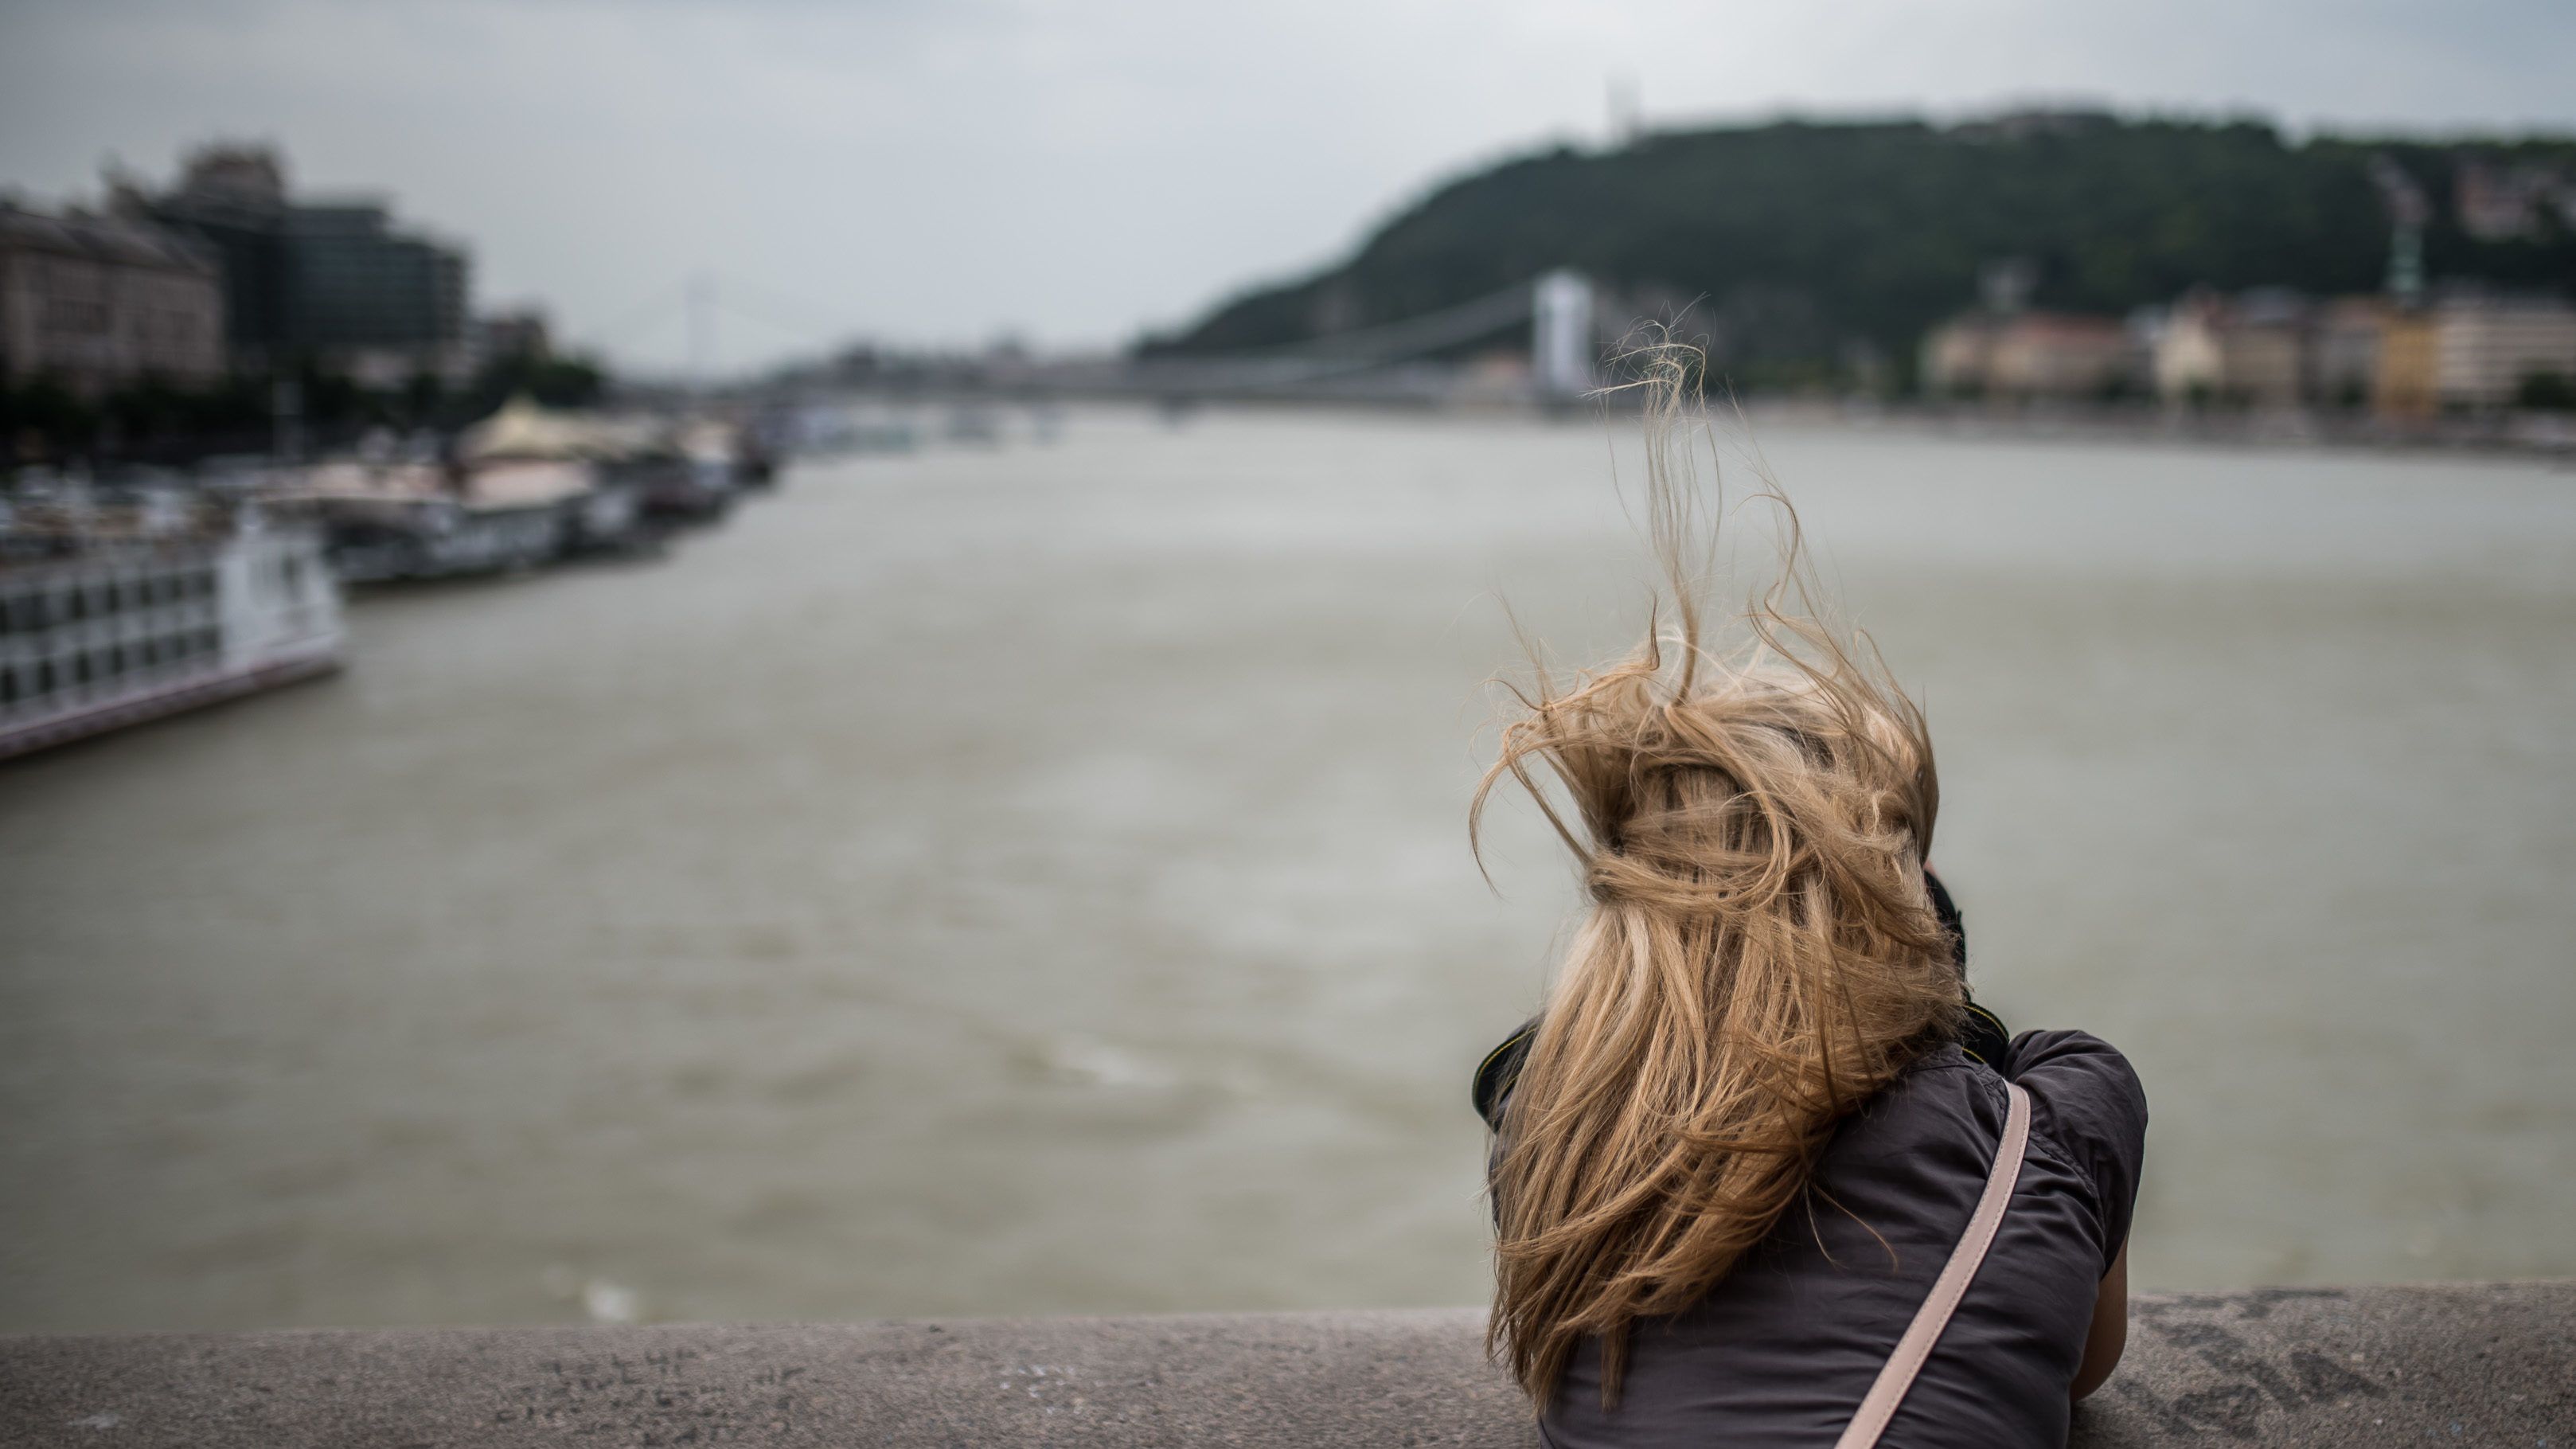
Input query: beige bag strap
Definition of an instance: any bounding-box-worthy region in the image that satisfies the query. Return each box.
[1832,1080,2032,1449]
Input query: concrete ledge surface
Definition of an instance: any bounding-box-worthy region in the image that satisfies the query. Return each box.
[2,1282,2569,1447]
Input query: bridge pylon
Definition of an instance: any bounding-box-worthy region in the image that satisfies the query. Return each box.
[1532,271,1596,398]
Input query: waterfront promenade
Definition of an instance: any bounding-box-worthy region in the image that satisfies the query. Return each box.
[2,1282,2568,1445]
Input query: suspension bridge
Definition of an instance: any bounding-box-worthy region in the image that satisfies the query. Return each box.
[580,270,1610,408]
[1117,271,1600,400]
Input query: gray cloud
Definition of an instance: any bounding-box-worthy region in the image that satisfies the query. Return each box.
[3,0,2570,373]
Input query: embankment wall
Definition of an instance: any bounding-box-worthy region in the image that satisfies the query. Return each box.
[3,1281,2569,1446]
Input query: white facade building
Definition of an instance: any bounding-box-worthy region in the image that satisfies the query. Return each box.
[2429,297,2576,409]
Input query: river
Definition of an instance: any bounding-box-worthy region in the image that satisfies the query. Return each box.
[4,406,2572,1330]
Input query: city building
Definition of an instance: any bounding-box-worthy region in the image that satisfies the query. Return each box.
[2371,294,2576,417]
[478,309,553,364]
[1920,311,2133,399]
[282,205,471,385]
[106,146,291,372]
[1985,314,2132,397]
[2147,300,2223,404]
[2307,299,2390,408]
[111,144,472,384]
[2374,311,2439,419]
[2151,290,2309,408]
[2425,294,2576,411]
[1920,317,1990,396]
[0,201,226,396]
[2221,290,2309,408]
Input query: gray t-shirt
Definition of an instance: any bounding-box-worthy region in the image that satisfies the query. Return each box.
[1528,1029,2148,1449]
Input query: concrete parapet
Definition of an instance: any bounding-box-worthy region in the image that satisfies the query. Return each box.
[2,1282,2568,1446]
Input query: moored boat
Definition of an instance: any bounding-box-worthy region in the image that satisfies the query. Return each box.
[0,506,343,762]
[455,397,658,557]
[264,458,580,582]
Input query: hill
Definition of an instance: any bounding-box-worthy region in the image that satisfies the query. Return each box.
[1141,114,2576,390]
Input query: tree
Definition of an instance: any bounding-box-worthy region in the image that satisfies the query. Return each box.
[1146,115,2576,394]
[2516,371,2576,412]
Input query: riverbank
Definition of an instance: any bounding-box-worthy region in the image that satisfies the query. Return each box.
[2,1282,2567,1446]
[1748,396,2576,460]
[1041,382,2576,459]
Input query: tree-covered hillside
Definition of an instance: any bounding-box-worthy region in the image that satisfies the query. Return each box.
[1142,115,2576,389]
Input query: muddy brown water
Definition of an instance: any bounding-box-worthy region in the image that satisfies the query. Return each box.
[5,407,2571,1330]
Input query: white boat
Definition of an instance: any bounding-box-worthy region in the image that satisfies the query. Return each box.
[456,396,657,555]
[267,459,577,582]
[0,515,343,761]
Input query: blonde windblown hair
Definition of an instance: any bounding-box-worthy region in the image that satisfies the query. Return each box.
[1474,348,1964,1408]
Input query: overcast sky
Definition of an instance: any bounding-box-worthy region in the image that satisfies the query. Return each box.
[4,0,2570,374]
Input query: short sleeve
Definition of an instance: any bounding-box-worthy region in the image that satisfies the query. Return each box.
[2002,1029,2148,1275]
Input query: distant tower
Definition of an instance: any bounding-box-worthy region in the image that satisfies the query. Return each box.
[2385,221,2425,305]
[1607,75,1641,148]
[2369,155,2429,306]
[1533,271,1595,397]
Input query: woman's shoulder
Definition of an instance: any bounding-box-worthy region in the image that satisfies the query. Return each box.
[1857,1032,2147,1197]
[1879,1029,2147,1183]
[2003,1029,2149,1271]
[2003,1029,2149,1158]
